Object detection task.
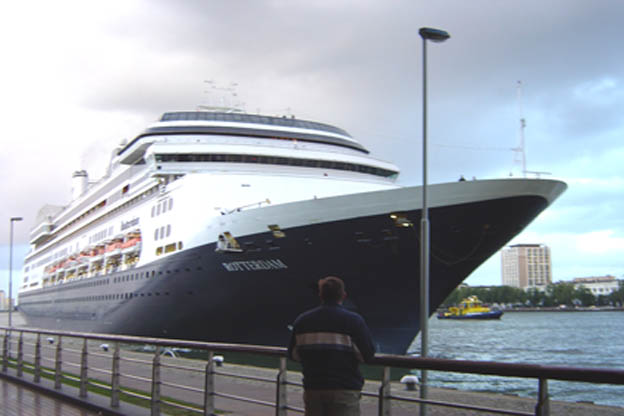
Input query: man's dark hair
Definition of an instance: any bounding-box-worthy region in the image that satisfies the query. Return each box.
[318,276,345,304]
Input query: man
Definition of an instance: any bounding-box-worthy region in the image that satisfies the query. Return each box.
[288,276,376,416]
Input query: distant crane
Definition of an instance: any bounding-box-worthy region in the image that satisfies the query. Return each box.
[511,81,551,178]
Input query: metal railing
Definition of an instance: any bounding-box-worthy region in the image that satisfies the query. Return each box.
[1,326,623,416]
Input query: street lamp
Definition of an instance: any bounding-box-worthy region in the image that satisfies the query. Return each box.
[419,26,449,415]
[9,217,23,328]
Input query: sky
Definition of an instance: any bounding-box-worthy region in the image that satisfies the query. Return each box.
[1,0,623,296]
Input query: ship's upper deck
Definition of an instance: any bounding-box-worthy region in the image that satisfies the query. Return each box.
[117,111,368,162]
[160,111,351,137]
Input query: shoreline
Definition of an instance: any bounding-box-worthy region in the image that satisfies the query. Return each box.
[503,306,624,312]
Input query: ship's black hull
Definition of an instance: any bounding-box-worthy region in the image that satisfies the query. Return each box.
[19,193,547,354]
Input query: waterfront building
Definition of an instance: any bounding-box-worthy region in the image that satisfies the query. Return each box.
[501,244,552,289]
[571,275,619,296]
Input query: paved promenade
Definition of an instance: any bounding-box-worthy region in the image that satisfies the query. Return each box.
[0,378,99,416]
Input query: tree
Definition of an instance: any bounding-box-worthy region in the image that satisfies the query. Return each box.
[547,282,576,306]
[609,280,624,306]
[596,294,610,306]
[525,287,546,307]
[441,285,526,307]
[573,286,595,307]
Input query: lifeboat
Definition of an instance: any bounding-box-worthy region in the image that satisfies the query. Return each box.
[121,232,142,254]
[89,244,106,263]
[105,237,124,257]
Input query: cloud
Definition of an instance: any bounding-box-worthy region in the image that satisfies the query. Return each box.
[575,230,624,255]
[1,0,623,287]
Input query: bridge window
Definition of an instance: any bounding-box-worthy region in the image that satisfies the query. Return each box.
[154,153,398,178]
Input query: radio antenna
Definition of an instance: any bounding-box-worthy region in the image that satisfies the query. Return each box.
[198,80,244,113]
[511,81,527,177]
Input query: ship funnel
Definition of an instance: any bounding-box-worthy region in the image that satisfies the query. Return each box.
[71,170,89,200]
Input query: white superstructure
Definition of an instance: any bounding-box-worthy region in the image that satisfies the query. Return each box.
[21,111,400,294]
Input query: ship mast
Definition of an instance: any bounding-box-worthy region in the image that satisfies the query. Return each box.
[512,81,550,178]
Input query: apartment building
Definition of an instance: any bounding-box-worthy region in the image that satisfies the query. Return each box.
[501,244,552,289]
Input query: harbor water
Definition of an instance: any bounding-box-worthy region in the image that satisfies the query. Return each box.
[409,310,624,408]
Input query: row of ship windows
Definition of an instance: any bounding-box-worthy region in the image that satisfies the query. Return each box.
[155,225,172,240]
[21,266,204,301]
[154,153,398,178]
[159,112,348,137]
[21,291,174,306]
[156,242,183,256]
[151,198,174,217]
[89,228,112,245]
[40,277,111,294]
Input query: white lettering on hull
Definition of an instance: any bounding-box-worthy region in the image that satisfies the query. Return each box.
[222,259,288,272]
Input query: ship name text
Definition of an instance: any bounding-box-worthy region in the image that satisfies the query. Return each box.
[121,217,140,231]
[222,259,288,272]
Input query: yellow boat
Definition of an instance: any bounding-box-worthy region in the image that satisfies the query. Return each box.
[437,296,503,320]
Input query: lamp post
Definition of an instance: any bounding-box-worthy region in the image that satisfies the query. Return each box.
[9,217,23,328]
[419,26,449,416]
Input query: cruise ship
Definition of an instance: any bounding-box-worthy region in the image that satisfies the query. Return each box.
[18,110,566,354]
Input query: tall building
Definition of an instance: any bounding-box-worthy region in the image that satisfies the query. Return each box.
[501,244,552,289]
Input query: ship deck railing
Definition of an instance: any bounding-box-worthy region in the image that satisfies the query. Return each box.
[1,326,623,416]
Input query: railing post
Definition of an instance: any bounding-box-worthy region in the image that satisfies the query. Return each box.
[54,336,63,389]
[378,366,392,416]
[111,342,121,407]
[151,346,161,416]
[80,338,89,398]
[204,351,215,416]
[16,331,23,377]
[34,333,41,383]
[275,356,287,416]
[6,329,11,361]
[535,378,550,416]
[2,329,9,372]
